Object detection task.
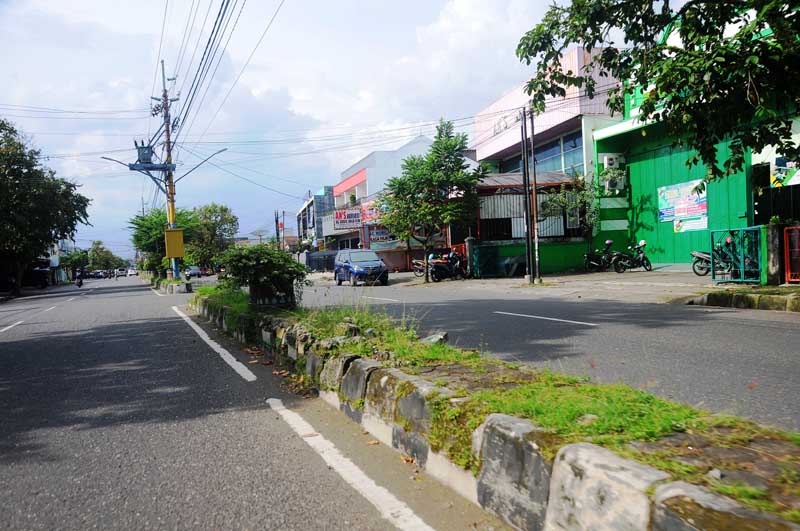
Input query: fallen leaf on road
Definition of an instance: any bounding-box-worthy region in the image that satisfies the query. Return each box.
[747,380,759,391]
[247,360,259,364]
[301,432,319,438]
[367,440,380,446]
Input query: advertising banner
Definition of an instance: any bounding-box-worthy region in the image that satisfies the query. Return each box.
[334,208,362,231]
[360,200,382,224]
[657,179,707,232]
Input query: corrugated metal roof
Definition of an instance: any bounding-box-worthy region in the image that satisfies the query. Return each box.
[479,171,576,188]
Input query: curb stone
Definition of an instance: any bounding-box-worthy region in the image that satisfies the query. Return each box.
[476,414,551,530]
[544,443,670,530]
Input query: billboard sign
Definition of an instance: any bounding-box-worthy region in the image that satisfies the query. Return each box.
[334,208,362,231]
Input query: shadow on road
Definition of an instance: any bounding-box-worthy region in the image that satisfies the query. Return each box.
[0,314,287,464]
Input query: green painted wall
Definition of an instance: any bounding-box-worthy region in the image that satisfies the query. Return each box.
[595,125,753,263]
[473,240,586,277]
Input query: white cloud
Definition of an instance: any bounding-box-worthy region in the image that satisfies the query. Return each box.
[1,0,549,255]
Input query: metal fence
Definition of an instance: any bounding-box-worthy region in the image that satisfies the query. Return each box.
[471,244,526,278]
[785,226,800,284]
[710,227,762,283]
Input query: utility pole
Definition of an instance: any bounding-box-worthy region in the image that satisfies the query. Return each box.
[519,108,535,284]
[159,60,181,279]
[282,210,286,250]
[527,107,542,283]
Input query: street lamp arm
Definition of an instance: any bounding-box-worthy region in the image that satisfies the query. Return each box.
[174,148,228,183]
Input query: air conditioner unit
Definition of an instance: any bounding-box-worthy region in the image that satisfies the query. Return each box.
[605,173,626,192]
[601,153,625,169]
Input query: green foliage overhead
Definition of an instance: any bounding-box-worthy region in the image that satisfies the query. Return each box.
[61,249,89,274]
[516,1,800,181]
[0,119,91,293]
[217,243,309,305]
[540,177,602,245]
[379,120,484,278]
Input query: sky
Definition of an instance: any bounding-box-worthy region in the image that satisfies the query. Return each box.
[0,0,550,258]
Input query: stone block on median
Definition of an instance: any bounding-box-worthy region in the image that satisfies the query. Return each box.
[653,481,798,531]
[787,296,800,313]
[544,442,670,531]
[318,354,359,392]
[476,414,551,531]
[396,378,453,435]
[305,352,325,381]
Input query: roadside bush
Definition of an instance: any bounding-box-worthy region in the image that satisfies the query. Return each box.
[217,244,309,306]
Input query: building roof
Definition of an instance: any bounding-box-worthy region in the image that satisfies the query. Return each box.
[479,171,576,189]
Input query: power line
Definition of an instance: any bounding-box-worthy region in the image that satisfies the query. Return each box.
[174,0,230,140]
[173,0,199,81]
[176,0,215,99]
[148,0,170,138]
[197,0,286,140]
[0,103,149,115]
[178,0,247,144]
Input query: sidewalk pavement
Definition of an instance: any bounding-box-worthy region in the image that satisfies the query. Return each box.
[0,282,79,303]
[308,267,719,305]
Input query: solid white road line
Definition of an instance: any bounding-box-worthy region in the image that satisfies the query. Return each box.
[266,398,434,531]
[0,320,24,333]
[363,296,401,302]
[171,306,257,382]
[493,310,598,327]
[151,289,165,297]
[43,306,57,312]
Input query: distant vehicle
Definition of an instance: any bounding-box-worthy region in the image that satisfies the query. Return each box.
[185,265,202,278]
[116,268,127,277]
[199,267,211,276]
[334,249,388,286]
[127,268,137,276]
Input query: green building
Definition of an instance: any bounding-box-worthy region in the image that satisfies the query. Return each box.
[593,90,800,269]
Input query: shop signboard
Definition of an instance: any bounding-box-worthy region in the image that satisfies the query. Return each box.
[361,200,382,224]
[334,208,362,231]
[369,228,391,241]
[657,179,707,232]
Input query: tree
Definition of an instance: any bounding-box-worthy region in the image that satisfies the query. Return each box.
[0,119,90,295]
[540,176,604,252]
[516,1,800,183]
[61,249,89,279]
[129,208,199,275]
[380,120,483,282]
[218,244,308,306]
[186,203,238,269]
[87,240,127,271]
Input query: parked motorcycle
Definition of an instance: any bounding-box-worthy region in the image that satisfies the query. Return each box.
[76,277,83,288]
[612,240,652,273]
[584,240,616,272]
[691,244,736,276]
[430,252,466,282]
[411,259,426,277]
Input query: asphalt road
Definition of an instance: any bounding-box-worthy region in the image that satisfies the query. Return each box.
[0,278,502,530]
[304,274,800,431]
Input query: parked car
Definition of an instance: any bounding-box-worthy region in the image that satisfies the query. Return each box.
[199,267,211,276]
[185,265,202,278]
[115,268,127,277]
[334,249,388,286]
[127,268,138,276]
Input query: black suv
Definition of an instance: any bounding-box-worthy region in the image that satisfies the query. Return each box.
[334,250,388,286]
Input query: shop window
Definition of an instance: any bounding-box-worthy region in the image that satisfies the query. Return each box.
[500,156,522,173]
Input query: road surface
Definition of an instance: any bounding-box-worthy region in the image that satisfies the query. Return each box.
[304,272,800,431]
[0,278,502,530]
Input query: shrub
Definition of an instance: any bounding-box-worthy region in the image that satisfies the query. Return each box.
[217,244,309,306]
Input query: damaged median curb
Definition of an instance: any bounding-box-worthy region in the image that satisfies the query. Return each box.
[687,290,800,313]
[189,293,800,531]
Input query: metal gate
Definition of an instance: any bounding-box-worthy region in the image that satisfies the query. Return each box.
[786,226,800,284]
[710,227,762,283]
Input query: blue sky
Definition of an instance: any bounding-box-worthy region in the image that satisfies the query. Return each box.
[0,0,549,258]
